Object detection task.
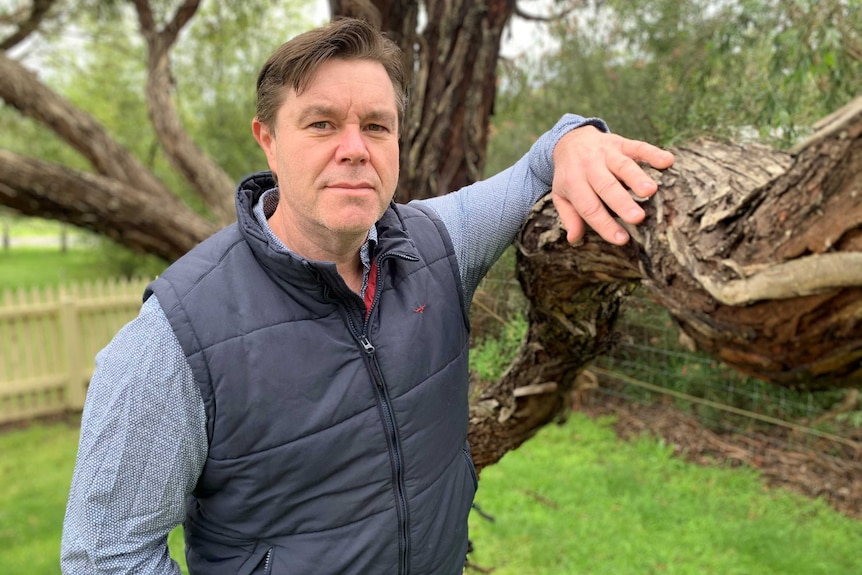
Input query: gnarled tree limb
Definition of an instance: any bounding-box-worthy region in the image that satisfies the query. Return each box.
[0,52,177,203]
[468,95,862,472]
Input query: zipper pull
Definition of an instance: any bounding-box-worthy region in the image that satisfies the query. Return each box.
[359,335,375,354]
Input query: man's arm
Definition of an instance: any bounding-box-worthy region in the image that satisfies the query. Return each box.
[416,114,673,301]
[61,295,207,574]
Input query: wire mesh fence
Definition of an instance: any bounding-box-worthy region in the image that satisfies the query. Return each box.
[590,291,860,448]
[470,264,862,517]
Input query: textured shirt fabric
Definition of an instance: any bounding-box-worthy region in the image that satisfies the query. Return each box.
[60,114,607,574]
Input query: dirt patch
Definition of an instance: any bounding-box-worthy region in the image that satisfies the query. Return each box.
[578,394,862,520]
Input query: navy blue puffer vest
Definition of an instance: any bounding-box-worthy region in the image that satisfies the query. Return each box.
[146,173,475,575]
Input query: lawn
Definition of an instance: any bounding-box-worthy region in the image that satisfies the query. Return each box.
[468,413,862,574]
[0,417,188,574]
[2,414,859,574]
[0,248,110,289]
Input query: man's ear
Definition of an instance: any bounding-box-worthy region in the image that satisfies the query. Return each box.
[252,117,278,173]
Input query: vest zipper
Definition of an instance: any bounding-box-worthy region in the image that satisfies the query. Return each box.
[358,251,417,575]
[328,251,417,575]
[358,334,410,575]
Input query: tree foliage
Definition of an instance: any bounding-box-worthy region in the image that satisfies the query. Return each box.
[488,0,862,175]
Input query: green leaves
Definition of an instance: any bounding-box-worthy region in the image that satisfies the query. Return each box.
[491,0,862,150]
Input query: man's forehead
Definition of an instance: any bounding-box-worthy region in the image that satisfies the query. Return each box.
[282,62,398,120]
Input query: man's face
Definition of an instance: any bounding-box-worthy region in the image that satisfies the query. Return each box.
[253,58,400,254]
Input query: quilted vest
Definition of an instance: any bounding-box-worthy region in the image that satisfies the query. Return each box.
[145,172,475,575]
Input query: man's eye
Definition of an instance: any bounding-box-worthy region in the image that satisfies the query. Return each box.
[310,121,329,129]
[366,124,388,132]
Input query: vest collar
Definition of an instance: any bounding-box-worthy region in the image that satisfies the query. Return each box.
[234,171,420,293]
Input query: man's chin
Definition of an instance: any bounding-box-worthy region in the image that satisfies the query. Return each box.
[324,206,386,235]
[322,216,378,238]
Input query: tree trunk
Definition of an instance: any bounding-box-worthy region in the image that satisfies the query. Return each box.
[468,95,862,472]
[0,150,216,259]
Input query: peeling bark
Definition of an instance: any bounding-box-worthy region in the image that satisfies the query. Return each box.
[644,109,862,389]
[401,0,516,201]
[468,96,862,471]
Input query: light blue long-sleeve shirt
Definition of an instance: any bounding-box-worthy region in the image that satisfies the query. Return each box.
[60,114,607,574]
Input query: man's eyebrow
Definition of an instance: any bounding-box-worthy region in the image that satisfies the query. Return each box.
[296,105,338,124]
[364,110,397,126]
[296,105,397,126]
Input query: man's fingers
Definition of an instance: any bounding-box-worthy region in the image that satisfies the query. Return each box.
[554,187,630,245]
[605,153,656,200]
[587,162,646,226]
[614,140,675,197]
[551,193,586,244]
[619,138,675,169]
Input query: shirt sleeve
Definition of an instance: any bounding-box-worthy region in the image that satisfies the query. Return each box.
[414,114,609,302]
[61,295,207,575]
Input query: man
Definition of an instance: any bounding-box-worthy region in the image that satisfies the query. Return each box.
[61,17,673,575]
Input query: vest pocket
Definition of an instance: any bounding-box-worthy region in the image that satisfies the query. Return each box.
[238,544,274,575]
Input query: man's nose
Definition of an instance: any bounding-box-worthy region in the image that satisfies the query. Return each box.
[337,125,369,164]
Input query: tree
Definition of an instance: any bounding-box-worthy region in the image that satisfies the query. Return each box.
[470,0,862,466]
[0,0,860,474]
[470,95,862,468]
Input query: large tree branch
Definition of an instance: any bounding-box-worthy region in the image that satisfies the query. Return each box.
[0,51,176,203]
[468,95,862,472]
[131,0,235,225]
[0,150,216,260]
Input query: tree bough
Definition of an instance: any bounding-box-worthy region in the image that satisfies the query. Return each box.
[469,96,862,472]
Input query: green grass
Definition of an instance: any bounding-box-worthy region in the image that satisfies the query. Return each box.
[0,419,187,574]
[0,248,112,289]
[0,422,75,574]
[2,417,859,574]
[0,246,167,290]
[468,413,862,575]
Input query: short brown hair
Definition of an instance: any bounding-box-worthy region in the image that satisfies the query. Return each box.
[255,18,407,132]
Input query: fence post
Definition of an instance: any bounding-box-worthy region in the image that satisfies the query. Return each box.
[60,285,86,411]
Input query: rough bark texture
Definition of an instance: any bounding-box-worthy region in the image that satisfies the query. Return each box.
[468,96,862,472]
[643,124,862,391]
